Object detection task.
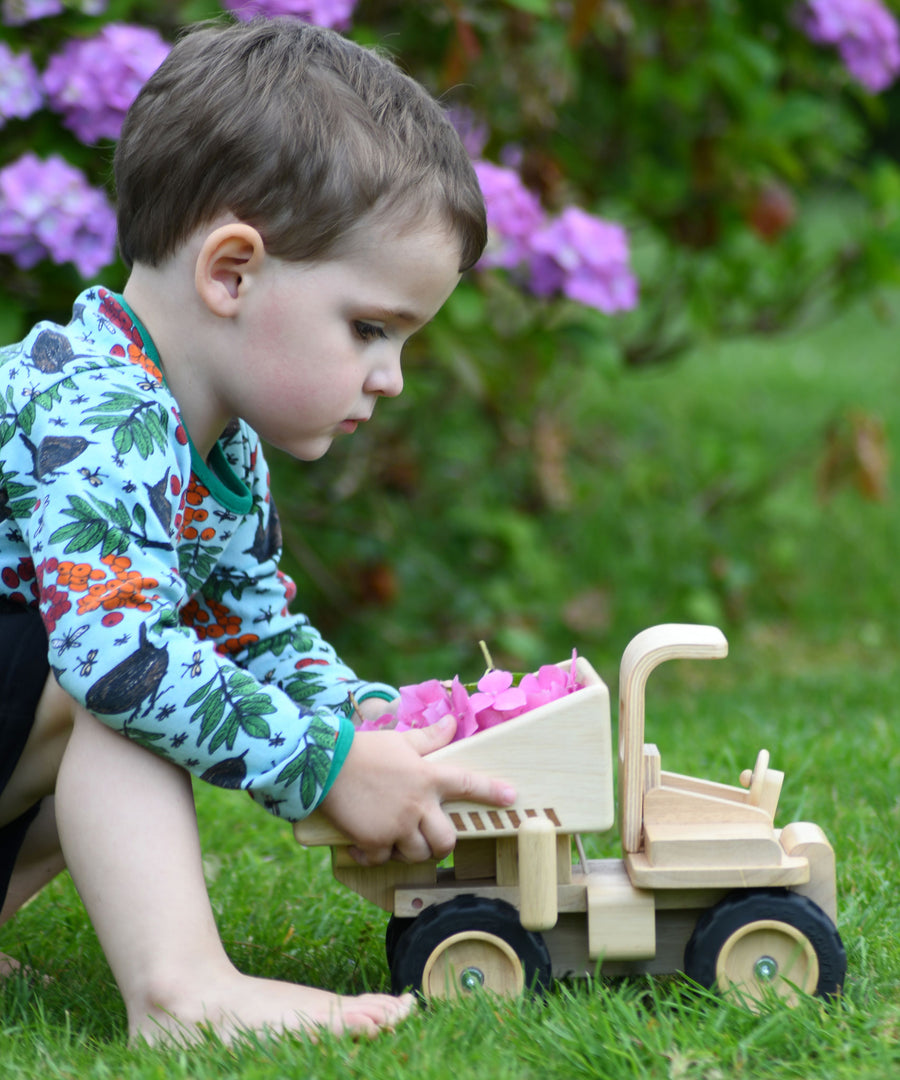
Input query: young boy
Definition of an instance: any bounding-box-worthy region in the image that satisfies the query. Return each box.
[0,17,516,1044]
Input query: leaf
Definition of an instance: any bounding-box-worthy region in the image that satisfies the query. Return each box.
[126,728,168,749]
[276,754,305,789]
[51,520,107,554]
[185,675,216,707]
[209,714,240,754]
[131,422,151,459]
[300,769,316,810]
[196,693,226,745]
[17,400,35,435]
[239,711,271,740]
[113,426,134,455]
[99,527,128,559]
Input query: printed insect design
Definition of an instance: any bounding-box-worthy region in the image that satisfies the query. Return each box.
[183,650,203,678]
[50,624,89,655]
[77,649,99,677]
[78,467,105,488]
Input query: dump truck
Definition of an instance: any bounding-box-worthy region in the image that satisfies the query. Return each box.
[294,624,846,1008]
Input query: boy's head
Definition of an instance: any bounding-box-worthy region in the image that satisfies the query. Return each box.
[114,17,486,273]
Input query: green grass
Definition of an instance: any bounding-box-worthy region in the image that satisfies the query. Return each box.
[3,294,900,1076]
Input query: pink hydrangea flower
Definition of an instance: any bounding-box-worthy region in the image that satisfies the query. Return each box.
[800,0,900,92]
[43,24,170,144]
[1,0,63,25]
[0,152,117,277]
[473,160,546,271]
[0,42,43,126]
[362,656,583,742]
[528,206,639,314]
[222,0,357,30]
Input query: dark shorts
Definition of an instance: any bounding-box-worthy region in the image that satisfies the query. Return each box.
[0,606,50,910]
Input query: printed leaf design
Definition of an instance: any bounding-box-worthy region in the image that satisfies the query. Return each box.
[0,471,37,520]
[50,493,171,556]
[275,712,338,811]
[202,568,260,605]
[178,543,225,595]
[187,666,277,755]
[281,665,329,707]
[83,392,169,460]
[245,624,318,661]
[124,727,168,750]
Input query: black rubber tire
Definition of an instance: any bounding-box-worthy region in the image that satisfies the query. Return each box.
[390,894,552,999]
[384,914,415,967]
[684,888,846,1003]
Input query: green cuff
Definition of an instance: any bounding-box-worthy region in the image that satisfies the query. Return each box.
[318,714,355,805]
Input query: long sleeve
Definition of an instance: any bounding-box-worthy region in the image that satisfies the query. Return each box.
[0,289,395,820]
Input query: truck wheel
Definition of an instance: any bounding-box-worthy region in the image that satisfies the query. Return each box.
[684,888,846,1008]
[385,915,414,967]
[390,895,552,1001]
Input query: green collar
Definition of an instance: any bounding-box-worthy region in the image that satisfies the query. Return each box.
[113,292,253,515]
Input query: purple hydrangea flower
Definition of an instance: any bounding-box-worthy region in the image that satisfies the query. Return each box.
[43,24,170,144]
[0,153,117,278]
[0,42,43,125]
[222,0,357,30]
[473,160,546,271]
[528,206,639,315]
[1,0,62,25]
[800,0,900,92]
[447,107,489,159]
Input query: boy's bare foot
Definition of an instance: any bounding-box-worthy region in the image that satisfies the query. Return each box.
[0,949,50,985]
[0,951,22,978]
[130,973,416,1046]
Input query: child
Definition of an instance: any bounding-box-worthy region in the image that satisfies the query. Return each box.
[0,17,516,1044]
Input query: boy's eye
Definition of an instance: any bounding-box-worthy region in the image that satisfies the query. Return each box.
[353,321,387,343]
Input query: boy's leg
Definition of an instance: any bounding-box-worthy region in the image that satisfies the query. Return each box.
[55,707,414,1045]
[0,798,65,977]
[0,619,74,976]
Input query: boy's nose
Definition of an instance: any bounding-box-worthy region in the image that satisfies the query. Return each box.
[368,352,404,398]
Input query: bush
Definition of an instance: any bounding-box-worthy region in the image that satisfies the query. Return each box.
[3,0,900,675]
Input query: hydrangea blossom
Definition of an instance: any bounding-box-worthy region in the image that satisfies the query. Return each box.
[1,0,62,25]
[1,0,105,24]
[473,160,546,271]
[447,107,490,159]
[43,24,170,143]
[528,206,639,315]
[474,160,638,314]
[360,655,583,742]
[222,0,357,29]
[0,153,117,278]
[0,43,43,126]
[800,0,900,92]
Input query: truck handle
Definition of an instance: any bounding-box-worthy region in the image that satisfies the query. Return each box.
[618,624,728,854]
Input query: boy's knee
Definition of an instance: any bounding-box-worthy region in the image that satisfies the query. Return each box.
[34,674,79,741]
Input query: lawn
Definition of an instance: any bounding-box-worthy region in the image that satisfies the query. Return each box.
[1,294,899,1078]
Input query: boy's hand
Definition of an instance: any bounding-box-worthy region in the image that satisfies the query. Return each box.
[319,714,516,866]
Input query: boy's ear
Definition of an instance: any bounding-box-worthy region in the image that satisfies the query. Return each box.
[195,223,266,317]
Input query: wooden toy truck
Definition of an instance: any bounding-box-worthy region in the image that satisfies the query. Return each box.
[294,624,846,1008]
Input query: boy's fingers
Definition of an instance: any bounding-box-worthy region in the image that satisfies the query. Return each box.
[436,766,516,809]
[401,714,457,755]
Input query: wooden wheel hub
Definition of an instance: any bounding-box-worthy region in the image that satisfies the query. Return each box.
[715,918,820,1007]
[421,931,525,1000]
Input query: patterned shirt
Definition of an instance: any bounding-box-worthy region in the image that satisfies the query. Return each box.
[0,287,396,820]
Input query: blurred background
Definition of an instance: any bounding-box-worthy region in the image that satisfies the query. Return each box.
[2,0,900,685]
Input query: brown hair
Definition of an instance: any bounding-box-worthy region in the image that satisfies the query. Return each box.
[114,18,486,271]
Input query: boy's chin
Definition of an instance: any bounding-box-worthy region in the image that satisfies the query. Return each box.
[274,437,334,462]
